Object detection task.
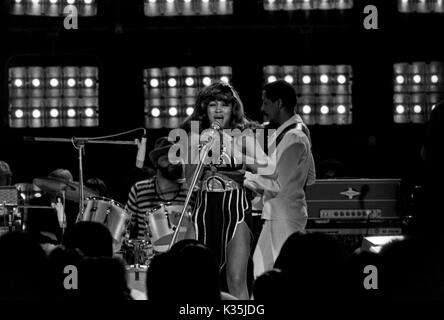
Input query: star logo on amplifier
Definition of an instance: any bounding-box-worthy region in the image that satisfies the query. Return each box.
[340,187,360,200]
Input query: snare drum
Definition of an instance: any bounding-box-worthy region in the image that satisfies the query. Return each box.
[126,265,148,297]
[146,203,195,252]
[78,196,131,252]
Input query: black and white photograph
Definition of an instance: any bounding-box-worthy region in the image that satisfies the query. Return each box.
[0,0,443,314]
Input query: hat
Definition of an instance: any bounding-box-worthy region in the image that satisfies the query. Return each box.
[0,161,12,177]
[149,137,174,166]
[48,168,73,182]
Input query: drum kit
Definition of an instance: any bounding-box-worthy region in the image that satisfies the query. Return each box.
[15,128,215,295]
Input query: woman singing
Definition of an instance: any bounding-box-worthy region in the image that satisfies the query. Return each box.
[180,82,267,299]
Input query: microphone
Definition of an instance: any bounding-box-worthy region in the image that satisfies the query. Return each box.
[199,121,221,148]
[136,134,147,168]
[211,120,221,130]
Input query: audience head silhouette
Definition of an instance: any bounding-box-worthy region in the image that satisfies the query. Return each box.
[63,221,113,258]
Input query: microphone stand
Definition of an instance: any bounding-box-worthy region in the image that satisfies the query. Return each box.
[24,136,137,221]
[168,125,220,250]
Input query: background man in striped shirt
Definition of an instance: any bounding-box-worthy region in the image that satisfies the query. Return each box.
[125,137,196,247]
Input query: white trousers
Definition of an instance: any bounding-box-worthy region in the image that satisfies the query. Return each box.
[253,218,307,278]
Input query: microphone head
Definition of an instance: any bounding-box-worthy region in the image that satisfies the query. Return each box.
[211,120,221,130]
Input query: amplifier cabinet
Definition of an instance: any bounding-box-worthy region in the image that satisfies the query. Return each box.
[305,179,403,220]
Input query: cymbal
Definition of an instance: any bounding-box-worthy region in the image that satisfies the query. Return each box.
[33,177,75,193]
[33,177,98,202]
[64,180,98,202]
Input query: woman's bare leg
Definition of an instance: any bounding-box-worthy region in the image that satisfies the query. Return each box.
[225,221,251,299]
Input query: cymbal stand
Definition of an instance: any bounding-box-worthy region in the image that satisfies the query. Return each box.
[73,139,86,219]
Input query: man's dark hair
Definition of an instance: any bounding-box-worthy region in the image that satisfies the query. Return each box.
[263,80,297,112]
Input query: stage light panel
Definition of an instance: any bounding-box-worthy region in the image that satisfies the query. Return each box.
[393,61,444,123]
[264,0,353,11]
[8,66,99,128]
[398,0,444,13]
[9,0,97,16]
[264,64,353,125]
[144,0,233,16]
[144,65,232,128]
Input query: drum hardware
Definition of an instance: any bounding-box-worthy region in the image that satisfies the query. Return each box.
[15,183,42,201]
[125,239,152,266]
[1,202,21,234]
[17,205,54,209]
[168,121,221,250]
[0,186,21,234]
[24,127,145,220]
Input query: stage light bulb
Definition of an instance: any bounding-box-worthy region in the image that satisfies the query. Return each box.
[84,0,93,4]
[431,75,439,83]
[186,107,194,116]
[284,75,294,84]
[184,0,191,3]
[49,0,58,4]
[50,78,59,87]
[268,0,276,3]
[15,109,24,118]
[302,105,311,114]
[67,0,75,4]
[32,109,41,118]
[396,75,405,84]
[148,0,156,3]
[15,0,23,4]
[85,108,94,117]
[14,79,23,87]
[320,75,329,84]
[67,109,76,117]
[267,75,277,83]
[32,79,41,87]
[67,78,76,87]
[396,105,405,114]
[413,105,422,114]
[320,105,329,114]
[50,109,59,118]
[166,0,174,3]
[337,75,346,84]
[202,77,212,86]
[432,104,436,110]
[302,75,311,84]
[168,78,177,87]
[150,79,159,88]
[185,77,194,86]
[220,76,229,83]
[31,0,40,4]
[151,108,161,117]
[84,78,94,88]
[169,107,178,117]
[202,0,210,3]
[413,75,421,83]
[337,105,346,114]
